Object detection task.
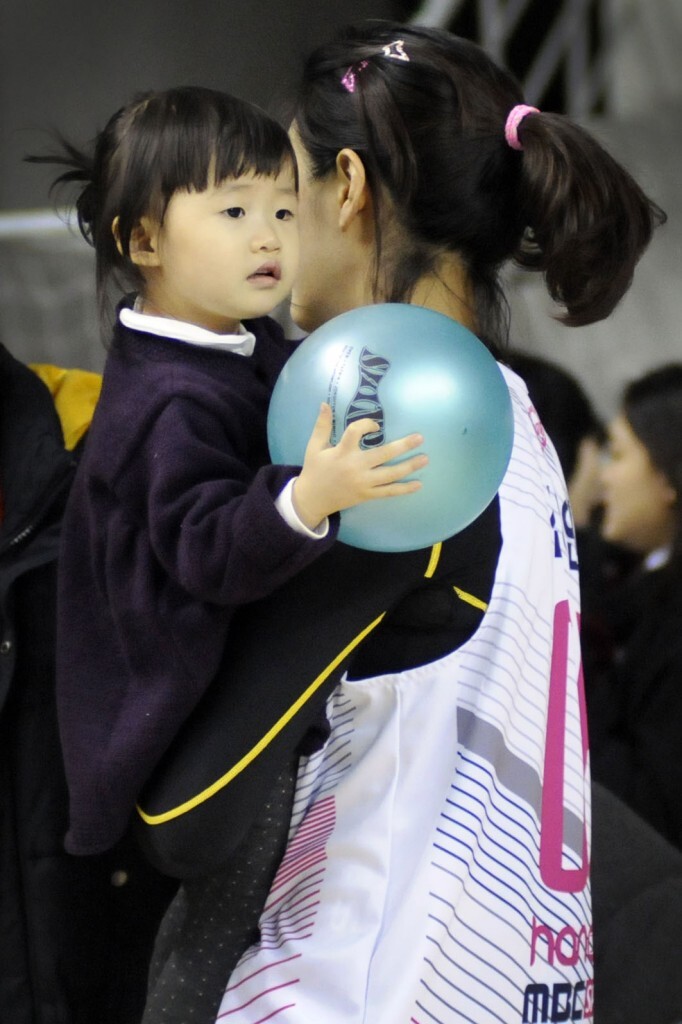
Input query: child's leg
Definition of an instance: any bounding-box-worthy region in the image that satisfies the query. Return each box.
[141,758,297,1023]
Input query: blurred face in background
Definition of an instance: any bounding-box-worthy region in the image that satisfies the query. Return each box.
[600,413,677,556]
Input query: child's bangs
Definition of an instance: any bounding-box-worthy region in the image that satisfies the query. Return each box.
[147,94,296,203]
[115,89,298,229]
[212,110,297,187]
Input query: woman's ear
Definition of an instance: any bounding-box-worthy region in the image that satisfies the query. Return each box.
[335,148,370,230]
[112,215,161,267]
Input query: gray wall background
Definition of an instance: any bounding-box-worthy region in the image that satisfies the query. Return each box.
[1,0,394,211]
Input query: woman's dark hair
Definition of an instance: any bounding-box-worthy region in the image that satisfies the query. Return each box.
[622,364,682,564]
[27,87,296,325]
[293,21,665,349]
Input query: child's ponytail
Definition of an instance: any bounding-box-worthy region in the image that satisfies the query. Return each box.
[510,110,666,327]
[27,137,102,248]
[26,114,132,328]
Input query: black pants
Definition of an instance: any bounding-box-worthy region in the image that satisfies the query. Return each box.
[141,760,297,1024]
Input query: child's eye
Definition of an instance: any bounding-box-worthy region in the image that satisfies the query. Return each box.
[275,208,295,221]
[223,207,245,218]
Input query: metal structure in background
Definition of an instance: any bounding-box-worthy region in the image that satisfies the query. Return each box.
[408,0,611,117]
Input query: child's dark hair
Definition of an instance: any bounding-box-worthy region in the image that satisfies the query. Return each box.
[293,21,665,348]
[28,86,297,324]
[622,364,682,567]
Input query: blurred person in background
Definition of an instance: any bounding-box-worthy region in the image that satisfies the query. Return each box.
[0,342,176,1024]
[589,363,682,851]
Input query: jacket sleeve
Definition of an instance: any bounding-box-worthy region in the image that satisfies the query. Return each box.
[112,395,338,606]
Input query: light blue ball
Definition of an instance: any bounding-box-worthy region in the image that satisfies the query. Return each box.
[268,304,514,552]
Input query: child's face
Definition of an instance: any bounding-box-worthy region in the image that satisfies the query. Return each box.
[142,164,299,333]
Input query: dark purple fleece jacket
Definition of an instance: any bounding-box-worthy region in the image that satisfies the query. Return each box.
[56,311,337,855]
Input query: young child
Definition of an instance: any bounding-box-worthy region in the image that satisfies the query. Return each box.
[40,86,426,1019]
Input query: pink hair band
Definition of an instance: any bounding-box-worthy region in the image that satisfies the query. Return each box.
[505,104,540,151]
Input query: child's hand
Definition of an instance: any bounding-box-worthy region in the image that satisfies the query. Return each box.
[292,403,428,531]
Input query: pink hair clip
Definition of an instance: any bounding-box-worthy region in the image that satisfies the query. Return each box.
[341,40,410,92]
[505,104,540,151]
[341,59,369,93]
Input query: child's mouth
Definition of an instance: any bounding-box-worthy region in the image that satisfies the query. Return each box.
[248,262,281,285]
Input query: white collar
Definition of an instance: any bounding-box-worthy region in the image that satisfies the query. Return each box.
[119,303,256,356]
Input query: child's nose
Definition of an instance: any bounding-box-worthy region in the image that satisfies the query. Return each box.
[252,223,280,252]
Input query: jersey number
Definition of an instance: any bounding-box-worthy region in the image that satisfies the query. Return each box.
[540,599,590,893]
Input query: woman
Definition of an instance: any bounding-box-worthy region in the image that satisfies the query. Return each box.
[209,21,663,1023]
[588,365,682,851]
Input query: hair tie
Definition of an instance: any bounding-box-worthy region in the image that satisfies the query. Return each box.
[505,104,540,151]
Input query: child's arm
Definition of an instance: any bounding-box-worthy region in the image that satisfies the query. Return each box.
[117,399,426,608]
[292,403,427,532]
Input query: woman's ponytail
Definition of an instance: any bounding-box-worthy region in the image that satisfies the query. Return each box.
[511,111,666,326]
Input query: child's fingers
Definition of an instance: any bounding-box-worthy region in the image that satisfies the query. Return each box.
[370,452,429,488]
[366,477,424,499]
[336,417,382,450]
[338,420,425,460]
[366,432,425,465]
[304,403,334,453]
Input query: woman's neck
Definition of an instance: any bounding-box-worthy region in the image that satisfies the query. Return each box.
[407,254,477,332]
[410,277,476,331]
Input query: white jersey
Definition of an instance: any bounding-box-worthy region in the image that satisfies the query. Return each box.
[215,366,593,1024]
